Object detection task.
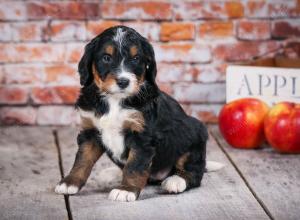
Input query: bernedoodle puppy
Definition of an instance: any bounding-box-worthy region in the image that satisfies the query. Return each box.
[55,26,223,202]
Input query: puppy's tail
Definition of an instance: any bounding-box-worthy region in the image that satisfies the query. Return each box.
[205,161,225,172]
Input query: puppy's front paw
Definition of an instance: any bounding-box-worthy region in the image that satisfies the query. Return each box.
[161,175,187,193]
[55,182,79,195]
[108,189,137,202]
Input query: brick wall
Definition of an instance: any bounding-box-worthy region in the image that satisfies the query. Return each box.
[0,0,300,125]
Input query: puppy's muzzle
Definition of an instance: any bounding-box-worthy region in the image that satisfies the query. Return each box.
[117,77,130,89]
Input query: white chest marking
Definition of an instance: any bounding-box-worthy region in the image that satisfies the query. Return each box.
[79,96,137,162]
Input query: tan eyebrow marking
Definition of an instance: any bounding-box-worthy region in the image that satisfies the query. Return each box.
[105,45,114,55]
[130,46,138,57]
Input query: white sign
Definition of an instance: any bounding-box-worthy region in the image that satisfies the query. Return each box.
[226,65,300,105]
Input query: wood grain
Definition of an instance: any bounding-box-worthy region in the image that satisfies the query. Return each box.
[0,127,67,220]
[58,127,269,220]
[210,125,300,220]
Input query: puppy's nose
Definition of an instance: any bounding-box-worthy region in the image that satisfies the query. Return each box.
[116,78,130,89]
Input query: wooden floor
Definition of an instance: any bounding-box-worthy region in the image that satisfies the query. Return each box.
[0,126,299,220]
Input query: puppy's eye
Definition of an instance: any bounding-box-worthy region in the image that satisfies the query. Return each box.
[102,54,112,64]
[131,56,140,63]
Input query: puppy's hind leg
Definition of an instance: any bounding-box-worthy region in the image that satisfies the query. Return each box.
[55,129,104,195]
[161,146,206,194]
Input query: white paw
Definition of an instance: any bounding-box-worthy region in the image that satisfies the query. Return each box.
[108,189,137,202]
[161,175,187,193]
[55,183,79,195]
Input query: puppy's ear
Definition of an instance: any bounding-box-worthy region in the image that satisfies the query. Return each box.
[78,41,95,86]
[141,38,157,84]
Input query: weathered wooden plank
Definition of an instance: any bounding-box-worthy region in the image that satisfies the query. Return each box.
[210,125,300,220]
[0,127,68,220]
[57,127,269,220]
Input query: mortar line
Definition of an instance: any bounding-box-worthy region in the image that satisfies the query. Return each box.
[53,129,73,220]
[209,126,275,220]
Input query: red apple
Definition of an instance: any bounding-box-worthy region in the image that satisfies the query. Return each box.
[264,102,300,153]
[219,98,269,149]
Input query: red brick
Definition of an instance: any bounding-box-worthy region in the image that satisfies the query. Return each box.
[238,20,271,40]
[11,21,47,42]
[246,0,300,18]
[189,64,226,83]
[27,2,100,20]
[173,83,225,103]
[86,20,121,39]
[123,22,160,41]
[37,106,78,125]
[269,1,300,18]
[3,64,45,84]
[45,64,79,85]
[65,43,85,63]
[55,86,80,104]
[198,21,234,38]
[245,1,268,18]
[0,2,27,21]
[0,66,4,84]
[160,22,195,41]
[283,41,300,58]
[49,21,86,42]
[0,23,12,41]
[101,2,172,20]
[0,43,65,63]
[30,86,80,104]
[154,43,211,63]
[0,86,29,104]
[157,83,173,96]
[0,107,37,125]
[213,41,281,62]
[174,2,244,20]
[156,63,195,83]
[225,2,245,18]
[272,19,300,38]
[289,0,300,17]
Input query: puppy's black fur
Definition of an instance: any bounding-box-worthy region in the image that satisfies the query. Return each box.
[56,26,208,200]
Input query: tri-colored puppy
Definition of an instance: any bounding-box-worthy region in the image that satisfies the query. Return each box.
[55,26,222,202]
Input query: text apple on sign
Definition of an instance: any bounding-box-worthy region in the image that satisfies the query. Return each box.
[226,65,300,106]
